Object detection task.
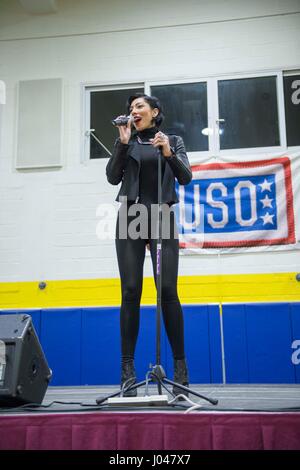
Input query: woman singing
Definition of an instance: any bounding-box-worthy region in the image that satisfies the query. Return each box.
[106,93,192,396]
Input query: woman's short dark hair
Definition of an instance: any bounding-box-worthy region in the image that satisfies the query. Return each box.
[126,93,164,127]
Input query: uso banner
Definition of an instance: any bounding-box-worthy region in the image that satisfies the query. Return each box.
[175,154,299,253]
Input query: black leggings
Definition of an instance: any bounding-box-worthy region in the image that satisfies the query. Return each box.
[115,204,185,361]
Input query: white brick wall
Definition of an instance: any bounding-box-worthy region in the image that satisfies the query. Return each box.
[0,0,299,282]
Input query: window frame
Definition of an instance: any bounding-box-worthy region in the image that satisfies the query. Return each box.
[214,70,287,157]
[82,69,299,163]
[81,81,144,163]
[146,78,212,163]
[283,69,300,150]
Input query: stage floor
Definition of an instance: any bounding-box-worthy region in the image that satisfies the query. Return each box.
[2,384,299,414]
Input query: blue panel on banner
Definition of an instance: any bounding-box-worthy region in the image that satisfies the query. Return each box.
[246,303,295,383]
[176,174,277,234]
[223,304,249,383]
[208,305,223,383]
[0,309,41,337]
[40,309,82,386]
[290,303,300,384]
[81,307,120,385]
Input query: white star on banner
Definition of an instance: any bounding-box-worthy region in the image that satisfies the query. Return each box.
[259,178,272,192]
[260,212,275,225]
[260,195,273,208]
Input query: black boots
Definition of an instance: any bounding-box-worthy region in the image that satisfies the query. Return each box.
[121,357,189,398]
[121,358,137,397]
[173,358,189,397]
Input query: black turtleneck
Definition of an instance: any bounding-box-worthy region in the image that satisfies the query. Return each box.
[136,126,166,206]
[136,126,159,142]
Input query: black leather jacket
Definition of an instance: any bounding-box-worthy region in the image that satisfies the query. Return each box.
[106,134,192,205]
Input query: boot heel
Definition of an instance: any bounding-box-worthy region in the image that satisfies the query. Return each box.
[173,358,189,398]
[121,359,137,397]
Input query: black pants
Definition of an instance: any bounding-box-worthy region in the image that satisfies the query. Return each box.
[115,203,185,361]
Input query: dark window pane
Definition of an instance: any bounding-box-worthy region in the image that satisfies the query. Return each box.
[90,87,143,158]
[151,82,208,152]
[218,76,280,150]
[284,75,300,146]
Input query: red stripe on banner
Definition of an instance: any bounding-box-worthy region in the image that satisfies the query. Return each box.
[282,157,296,245]
[191,156,291,172]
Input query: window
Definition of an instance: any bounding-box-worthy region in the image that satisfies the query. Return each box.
[284,74,300,147]
[84,71,298,161]
[218,76,280,150]
[89,86,143,159]
[150,82,208,152]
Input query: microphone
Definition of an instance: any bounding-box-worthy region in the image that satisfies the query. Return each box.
[111,115,132,127]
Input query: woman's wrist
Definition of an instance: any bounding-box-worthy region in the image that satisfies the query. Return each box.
[162,146,173,157]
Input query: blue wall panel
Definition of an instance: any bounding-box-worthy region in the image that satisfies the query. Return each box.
[223,304,249,383]
[223,303,298,384]
[290,303,300,384]
[81,307,120,385]
[1,302,300,385]
[40,309,82,386]
[184,305,210,383]
[245,303,295,383]
[208,305,223,383]
[175,305,214,383]
[134,306,157,381]
[81,306,158,385]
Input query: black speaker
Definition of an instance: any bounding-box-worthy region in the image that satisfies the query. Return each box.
[0,314,52,407]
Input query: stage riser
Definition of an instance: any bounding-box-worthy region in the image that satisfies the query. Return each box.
[1,412,300,450]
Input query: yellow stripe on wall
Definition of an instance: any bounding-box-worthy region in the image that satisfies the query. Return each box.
[0,273,299,309]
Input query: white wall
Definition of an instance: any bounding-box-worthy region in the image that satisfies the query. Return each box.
[0,0,300,282]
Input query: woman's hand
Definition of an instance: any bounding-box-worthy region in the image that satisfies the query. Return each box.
[116,115,132,145]
[150,131,172,157]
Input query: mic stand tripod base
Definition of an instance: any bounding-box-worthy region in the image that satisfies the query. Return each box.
[107,394,169,407]
[151,364,166,382]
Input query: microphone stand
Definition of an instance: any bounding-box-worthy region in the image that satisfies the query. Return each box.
[153,146,164,394]
[140,147,217,404]
[85,129,112,157]
[95,136,218,407]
